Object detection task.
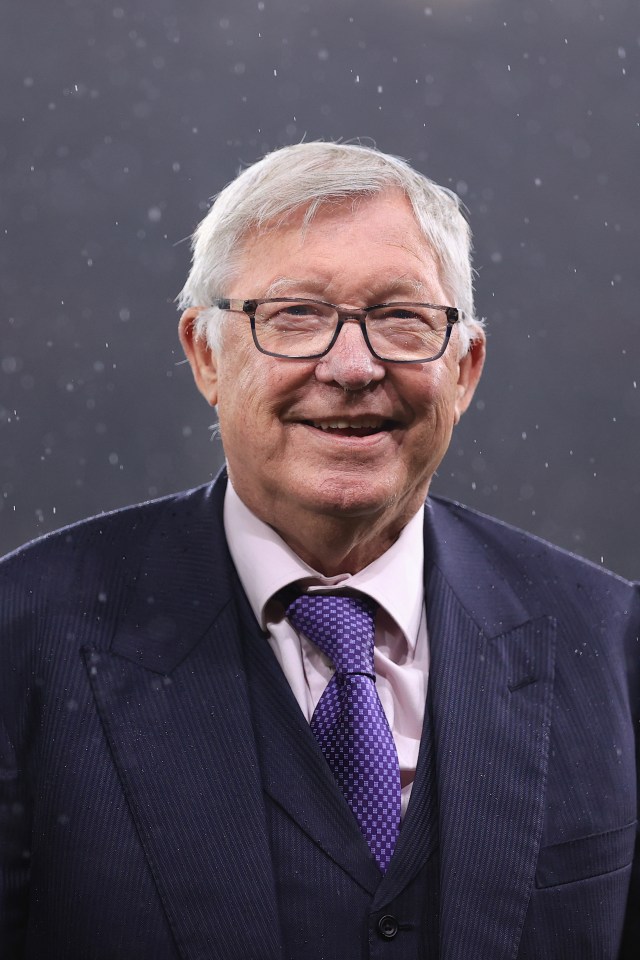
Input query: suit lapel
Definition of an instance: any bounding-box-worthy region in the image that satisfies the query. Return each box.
[84,478,283,960]
[371,693,439,908]
[424,500,557,960]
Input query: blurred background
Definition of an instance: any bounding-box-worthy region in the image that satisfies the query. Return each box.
[1,0,638,577]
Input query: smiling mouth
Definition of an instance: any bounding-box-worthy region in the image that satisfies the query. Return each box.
[301,418,399,437]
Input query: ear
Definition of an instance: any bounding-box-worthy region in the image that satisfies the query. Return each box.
[178,307,219,407]
[453,331,486,424]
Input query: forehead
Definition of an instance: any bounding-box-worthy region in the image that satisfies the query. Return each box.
[229,190,446,300]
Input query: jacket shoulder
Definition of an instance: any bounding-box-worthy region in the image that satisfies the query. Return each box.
[426,496,639,685]
[428,494,634,589]
[0,482,220,616]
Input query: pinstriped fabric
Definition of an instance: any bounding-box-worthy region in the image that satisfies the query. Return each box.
[84,614,282,956]
[0,507,181,959]
[426,565,557,959]
[534,822,637,888]
[422,531,638,960]
[518,868,635,960]
[1,485,283,960]
[84,617,282,960]
[424,503,640,956]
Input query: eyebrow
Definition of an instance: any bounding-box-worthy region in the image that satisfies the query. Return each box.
[264,277,308,297]
[263,277,433,300]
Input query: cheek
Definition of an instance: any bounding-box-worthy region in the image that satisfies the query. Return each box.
[216,356,298,442]
[405,363,459,420]
[227,348,315,415]
[216,343,266,414]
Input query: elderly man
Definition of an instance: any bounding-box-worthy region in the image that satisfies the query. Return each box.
[1,142,638,959]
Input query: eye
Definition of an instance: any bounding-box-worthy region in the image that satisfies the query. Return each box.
[254,301,334,339]
[257,300,329,321]
[368,304,444,331]
[378,306,423,320]
[276,303,323,318]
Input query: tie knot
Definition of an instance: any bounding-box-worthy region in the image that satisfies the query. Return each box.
[286,593,376,676]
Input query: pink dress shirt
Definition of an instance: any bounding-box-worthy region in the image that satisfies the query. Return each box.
[223,481,430,816]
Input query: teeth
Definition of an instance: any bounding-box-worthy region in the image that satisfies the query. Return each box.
[312,419,382,431]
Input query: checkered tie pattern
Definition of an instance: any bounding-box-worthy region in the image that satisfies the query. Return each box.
[286,593,401,872]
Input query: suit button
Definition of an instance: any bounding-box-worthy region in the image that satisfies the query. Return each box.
[377,915,399,939]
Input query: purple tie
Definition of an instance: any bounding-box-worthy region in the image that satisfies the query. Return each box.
[286,593,401,872]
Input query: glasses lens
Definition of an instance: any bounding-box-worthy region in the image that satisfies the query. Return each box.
[366,304,448,361]
[253,300,337,357]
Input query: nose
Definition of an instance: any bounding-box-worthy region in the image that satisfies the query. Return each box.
[314,318,386,391]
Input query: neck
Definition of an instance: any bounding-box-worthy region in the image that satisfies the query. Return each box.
[226,471,428,576]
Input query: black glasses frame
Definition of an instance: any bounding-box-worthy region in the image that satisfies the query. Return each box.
[212,297,460,363]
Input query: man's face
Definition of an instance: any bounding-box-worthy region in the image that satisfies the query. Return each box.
[180,190,484,561]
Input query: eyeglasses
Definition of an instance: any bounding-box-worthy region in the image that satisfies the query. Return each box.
[212,297,460,363]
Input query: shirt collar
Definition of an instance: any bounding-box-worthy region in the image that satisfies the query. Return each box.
[223,481,425,652]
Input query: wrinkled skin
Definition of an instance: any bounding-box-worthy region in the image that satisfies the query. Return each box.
[180,190,485,574]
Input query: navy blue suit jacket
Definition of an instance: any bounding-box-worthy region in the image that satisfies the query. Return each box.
[1,473,638,958]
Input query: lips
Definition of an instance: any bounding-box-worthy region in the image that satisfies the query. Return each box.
[300,417,399,437]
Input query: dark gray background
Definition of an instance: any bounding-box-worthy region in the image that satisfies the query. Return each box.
[1,0,638,577]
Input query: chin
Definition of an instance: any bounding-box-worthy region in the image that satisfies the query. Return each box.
[304,475,402,518]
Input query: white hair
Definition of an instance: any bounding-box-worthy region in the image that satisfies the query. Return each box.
[178,141,483,354]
